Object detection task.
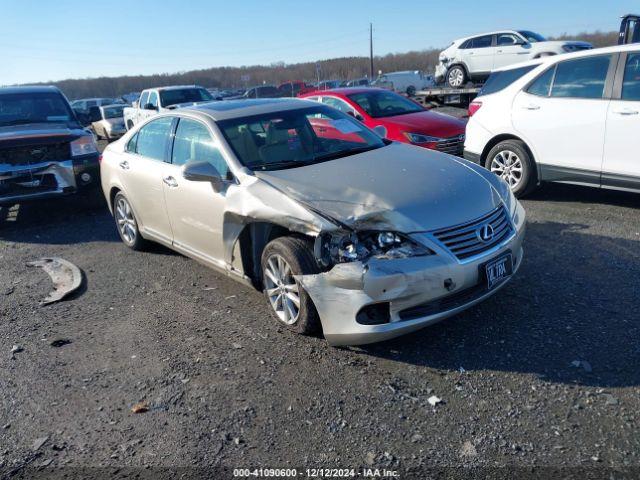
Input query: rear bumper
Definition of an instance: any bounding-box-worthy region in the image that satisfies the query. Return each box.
[0,153,100,205]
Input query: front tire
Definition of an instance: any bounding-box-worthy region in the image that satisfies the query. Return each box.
[485,140,537,198]
[113,192,146,250]
[261,236,321,336]
[447,65,467,88]
[406,85,416,96]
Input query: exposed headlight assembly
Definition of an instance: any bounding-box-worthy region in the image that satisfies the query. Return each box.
[71,136,98,156]
[316,230,433,266]
[562,45,575,52]
[403,132,441,144]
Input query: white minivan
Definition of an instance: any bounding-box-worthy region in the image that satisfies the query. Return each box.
[371,71,435,96]
[464,44,640,197]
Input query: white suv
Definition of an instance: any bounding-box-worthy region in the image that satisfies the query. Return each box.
[464,44,640,197]
[435,30,592,88]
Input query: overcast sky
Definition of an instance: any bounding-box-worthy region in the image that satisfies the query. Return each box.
[1,0,636,85]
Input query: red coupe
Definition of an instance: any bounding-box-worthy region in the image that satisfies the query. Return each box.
[299,88,466,155]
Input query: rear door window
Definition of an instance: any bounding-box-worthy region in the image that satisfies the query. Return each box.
[470,35,493,48]
[134,117,173,161]
[550,55,612,99]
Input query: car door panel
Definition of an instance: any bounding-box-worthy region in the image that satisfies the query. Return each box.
[512,55,613,181]
[602,52,640,190]
[162,118,229,266]
[118,117,174,243]
[494,34,531,69]
[462,35,495,74]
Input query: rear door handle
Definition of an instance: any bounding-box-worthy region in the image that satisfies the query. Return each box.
[522,104,540,110]
[119,160,129,170]
[163,176,178,188]
[613,109,639,115]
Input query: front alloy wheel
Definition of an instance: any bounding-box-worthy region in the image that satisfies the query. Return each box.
[263,254,300,325]
[261,236,321,336]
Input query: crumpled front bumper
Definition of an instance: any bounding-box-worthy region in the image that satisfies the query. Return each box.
[435,63,448,83]
[297,203,526,346]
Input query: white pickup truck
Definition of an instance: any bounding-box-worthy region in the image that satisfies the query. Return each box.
[123,85,215,130]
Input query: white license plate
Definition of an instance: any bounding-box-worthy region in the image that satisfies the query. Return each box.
[485,253,513,290]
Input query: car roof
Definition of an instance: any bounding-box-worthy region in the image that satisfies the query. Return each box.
[0,85,62,95]
[455,30,521,42]
[301,87,394,97]
[492,43,640,73]
[150,85,204,92]
[184,98,317,121]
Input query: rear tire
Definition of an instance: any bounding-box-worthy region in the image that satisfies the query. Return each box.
[261,236,321,336]
[447,65,467,88]
[113,192,147,251]
[485,140,537,198]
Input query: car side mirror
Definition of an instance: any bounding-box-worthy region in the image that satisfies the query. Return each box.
[144,103,157,111]
[346,111,364,122]
[372,125,387,138]
[182,161,224,192]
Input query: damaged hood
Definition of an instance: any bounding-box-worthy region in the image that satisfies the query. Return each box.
[255,142,503,232]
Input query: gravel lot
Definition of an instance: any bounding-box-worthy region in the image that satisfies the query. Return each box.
[1,140,639,478]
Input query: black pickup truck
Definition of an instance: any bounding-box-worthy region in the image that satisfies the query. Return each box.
[0,86,101,205]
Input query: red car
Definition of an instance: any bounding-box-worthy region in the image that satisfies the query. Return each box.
[299,88,466,155]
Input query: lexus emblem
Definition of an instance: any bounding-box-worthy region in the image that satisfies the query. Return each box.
[477,224,495,243]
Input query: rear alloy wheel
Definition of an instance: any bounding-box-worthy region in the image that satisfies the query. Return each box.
[485,140,537,198]
[447,66,466,87]
[261,236,321,336]
[113,192,146,250]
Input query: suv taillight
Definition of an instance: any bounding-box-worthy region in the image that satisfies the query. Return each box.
[468,101,482,117]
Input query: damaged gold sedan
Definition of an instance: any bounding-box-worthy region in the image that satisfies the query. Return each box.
[100,99,526,346]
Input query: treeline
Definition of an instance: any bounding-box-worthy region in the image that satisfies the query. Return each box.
[38,30,618,100]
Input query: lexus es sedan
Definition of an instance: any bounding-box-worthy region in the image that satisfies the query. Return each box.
[100,98,526,346]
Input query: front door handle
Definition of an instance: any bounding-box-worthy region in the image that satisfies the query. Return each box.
[163,176,178,188]
[612,109,639,115]
[522,104,540,110]
[119,160,129,170]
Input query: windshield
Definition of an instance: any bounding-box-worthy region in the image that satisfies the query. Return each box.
[103,105,125,119]
[218,105,386,171]
[159,88,213,107]
[0,92,75,127]
[347,90,423,118]
[518,31,546,42]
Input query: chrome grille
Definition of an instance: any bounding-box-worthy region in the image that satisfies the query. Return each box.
[436,135,464,156]
[431,206,513,260]
[0,142,70,166]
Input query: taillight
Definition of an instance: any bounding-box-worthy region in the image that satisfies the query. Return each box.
[98,154,103,163]
[468,101,482,117]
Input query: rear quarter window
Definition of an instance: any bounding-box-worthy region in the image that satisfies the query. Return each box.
[478,65,538,97]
